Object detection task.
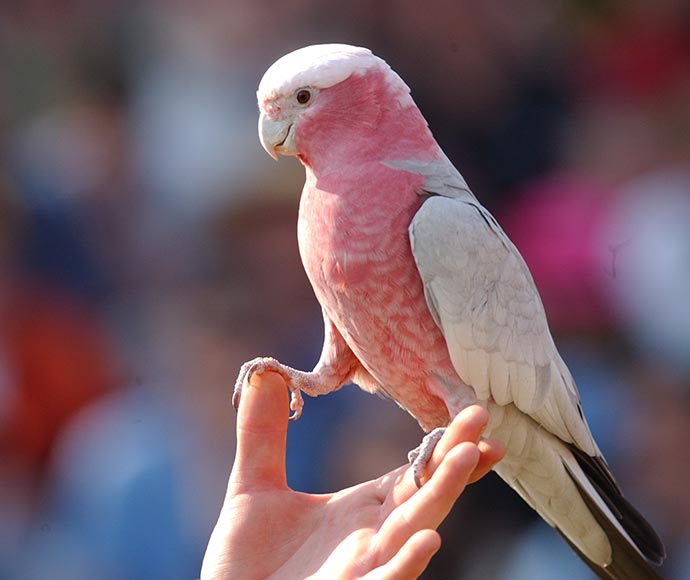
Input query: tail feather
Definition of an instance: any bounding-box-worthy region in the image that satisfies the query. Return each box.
[560,465,665,580]
[489,404,666,580]
[568,445,666,565]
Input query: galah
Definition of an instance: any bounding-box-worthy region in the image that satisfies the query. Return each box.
[236,44,665,579]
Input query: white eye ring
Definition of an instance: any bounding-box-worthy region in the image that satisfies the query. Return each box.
[295,89,312,105]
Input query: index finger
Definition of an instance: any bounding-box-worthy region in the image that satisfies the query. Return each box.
[383,406,503,507]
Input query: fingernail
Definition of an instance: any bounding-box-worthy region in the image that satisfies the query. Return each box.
[478,438,506,456]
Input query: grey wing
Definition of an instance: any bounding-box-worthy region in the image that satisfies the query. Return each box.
[409,194,598,456]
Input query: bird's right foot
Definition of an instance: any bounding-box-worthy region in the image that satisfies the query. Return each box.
[233,357,306,420]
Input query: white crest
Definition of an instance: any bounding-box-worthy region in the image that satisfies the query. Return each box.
[257,44,410,104]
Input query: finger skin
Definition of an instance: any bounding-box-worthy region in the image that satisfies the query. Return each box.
[231,371,290,491]
[468,438,506,484]
[389,405,503,508]
[375,442,480,564]
[401,442,480,532]
[418,406,505,485]
[367,530,441,580]
[425,405,488,478]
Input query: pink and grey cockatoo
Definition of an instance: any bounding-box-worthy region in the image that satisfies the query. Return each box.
[235,44,665,579]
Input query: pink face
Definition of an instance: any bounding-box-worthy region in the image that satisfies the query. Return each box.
[257,44,440,173]
[260,69,438,175]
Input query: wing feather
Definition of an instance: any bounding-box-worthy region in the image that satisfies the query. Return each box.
[409,194,597,455]
[404,164,664,574]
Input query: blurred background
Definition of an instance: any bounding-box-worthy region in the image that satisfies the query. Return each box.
[0,0,689,578]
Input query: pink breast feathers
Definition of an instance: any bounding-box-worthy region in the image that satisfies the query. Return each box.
[297,164,460,429]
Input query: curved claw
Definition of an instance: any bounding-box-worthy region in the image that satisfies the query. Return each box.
[233,356,306,422]
[408,427,447,488]
[233,357,269,413]
[289,389,304,421]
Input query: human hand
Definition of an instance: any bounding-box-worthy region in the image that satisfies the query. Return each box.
[200,372,505,580]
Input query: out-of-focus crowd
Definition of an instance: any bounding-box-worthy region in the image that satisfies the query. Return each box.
[0,1,688,579]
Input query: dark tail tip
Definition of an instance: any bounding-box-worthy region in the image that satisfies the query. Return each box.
[568,445,666,565]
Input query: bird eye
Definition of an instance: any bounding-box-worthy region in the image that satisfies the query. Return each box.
[295,89,311,105]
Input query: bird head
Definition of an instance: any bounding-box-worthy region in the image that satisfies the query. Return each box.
[256,44,415,164]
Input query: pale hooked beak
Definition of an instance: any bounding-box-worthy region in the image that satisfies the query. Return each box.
[258,111,294,160]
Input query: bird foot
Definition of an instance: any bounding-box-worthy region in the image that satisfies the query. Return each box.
[233,357,305,420]
[408,427,447,487]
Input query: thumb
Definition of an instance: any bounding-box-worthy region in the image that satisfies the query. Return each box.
[230,370,289,490]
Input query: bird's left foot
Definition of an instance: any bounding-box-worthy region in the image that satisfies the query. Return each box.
[408,427,447,487]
